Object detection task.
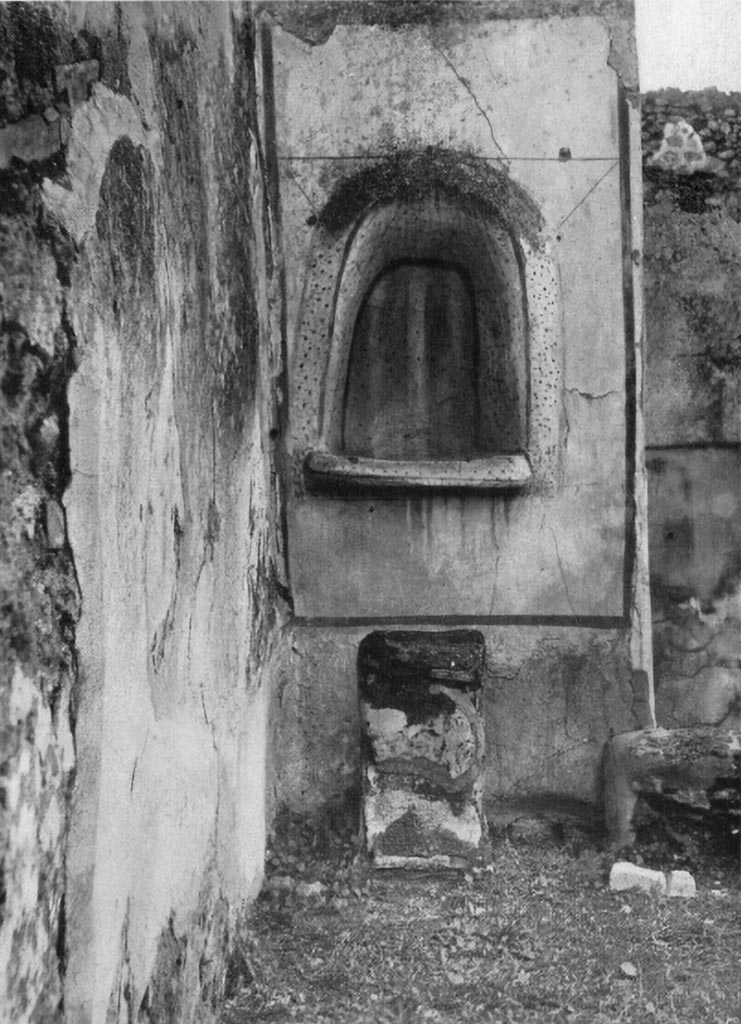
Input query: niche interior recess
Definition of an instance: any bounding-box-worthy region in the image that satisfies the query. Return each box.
[296,154,545,492]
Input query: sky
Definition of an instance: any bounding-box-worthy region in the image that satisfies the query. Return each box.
[636,0,741,91]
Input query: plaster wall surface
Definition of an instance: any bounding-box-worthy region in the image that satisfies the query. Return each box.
[1,4,285,1023]
[266,2,647,813]
[269,10,633,620]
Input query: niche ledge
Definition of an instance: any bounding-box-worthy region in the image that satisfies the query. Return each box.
[304,450,532,492]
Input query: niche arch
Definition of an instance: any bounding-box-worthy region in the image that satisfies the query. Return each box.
[291,151,558,491]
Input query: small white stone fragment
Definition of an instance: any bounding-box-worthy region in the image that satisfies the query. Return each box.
[45,499,67,550]
[295,880,325,898]
[648,118,709,173]
[666,870,696,898]
[609,860,667,895]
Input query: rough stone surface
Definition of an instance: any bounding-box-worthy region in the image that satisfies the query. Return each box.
[359,630,486,694]
[609,861,667,896]
[1,4,286,1024]
[0,6,86,1020]
[485,794,603,845]
[647,118,710,174]
[643,204,741,447]
[643,88,741,741]
[643,90,741,203]
[603,727,741,851]
[358,631,485,866]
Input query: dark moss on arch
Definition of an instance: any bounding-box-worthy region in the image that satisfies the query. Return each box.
[317,147,543,246]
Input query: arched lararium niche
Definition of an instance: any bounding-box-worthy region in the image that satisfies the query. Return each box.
[344,258,482,460]
[292,153,558,491]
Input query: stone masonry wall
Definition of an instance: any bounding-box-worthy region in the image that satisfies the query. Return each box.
[642,89,741,733]
[0,5,284,1023]
[0,6,89,1018]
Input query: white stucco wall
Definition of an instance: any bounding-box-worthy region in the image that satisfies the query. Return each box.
[36,5,283,1021]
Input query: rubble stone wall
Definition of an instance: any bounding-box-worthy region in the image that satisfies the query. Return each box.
[642,89,741,733]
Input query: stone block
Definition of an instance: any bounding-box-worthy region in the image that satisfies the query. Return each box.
[359,630,486,868]
[609,861,667,896]
[667,870,696,898]
[604,727,741,850]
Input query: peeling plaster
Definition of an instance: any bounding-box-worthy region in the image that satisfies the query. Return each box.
[43,86,157,243]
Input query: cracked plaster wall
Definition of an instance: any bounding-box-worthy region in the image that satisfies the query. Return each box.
[0,4,284,1023]
[642,90,741,734]
[271,6,639,618]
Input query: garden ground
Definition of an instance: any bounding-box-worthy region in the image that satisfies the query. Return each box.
[222,809,740,1024]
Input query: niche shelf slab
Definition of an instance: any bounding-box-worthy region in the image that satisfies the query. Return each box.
[304,450,532,491]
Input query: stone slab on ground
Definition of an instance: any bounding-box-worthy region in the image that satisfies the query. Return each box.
[667,870,697,898]
[609,860,667,895]
[609,862,697,898]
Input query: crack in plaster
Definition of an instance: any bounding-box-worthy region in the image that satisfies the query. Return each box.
[431,44,508,163]
[561,395,571,465]
[566,386,620,401]
[129,731,151,794]
[550,527,576,616]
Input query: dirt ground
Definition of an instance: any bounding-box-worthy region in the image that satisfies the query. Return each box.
[222,814,741,1024]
